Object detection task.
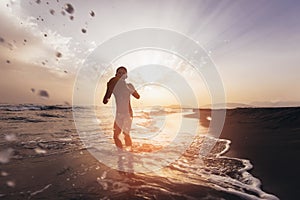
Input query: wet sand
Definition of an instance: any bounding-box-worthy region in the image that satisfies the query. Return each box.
[198,108,300,200]
[1,148,242,200]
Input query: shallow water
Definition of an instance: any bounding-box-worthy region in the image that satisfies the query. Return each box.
[0,105,279,199]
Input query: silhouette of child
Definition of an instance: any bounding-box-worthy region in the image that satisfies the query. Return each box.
[103,66,140,150]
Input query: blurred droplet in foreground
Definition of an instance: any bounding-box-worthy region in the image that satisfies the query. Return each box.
[0,148,14,164]
[81,28,86,33]
[38,90,49,99]
[6,181,16,188]
[50,9,55,15]
[1,171,9,176]
[90,10,95,17]
[56,52,62,58]
[34,148,47,154]
[101,171,107,179]
[5,134,17,142]
[64,3,74,14]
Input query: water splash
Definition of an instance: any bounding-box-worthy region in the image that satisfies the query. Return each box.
[90,10,95,17]
[64,3,74,14]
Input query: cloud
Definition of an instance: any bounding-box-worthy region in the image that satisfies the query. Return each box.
[0,0,96,75]
[0,58,75,104]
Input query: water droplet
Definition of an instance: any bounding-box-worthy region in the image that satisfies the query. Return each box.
[64,3,74,14]
[6,60,10,64]
[31,88,35,93]
[0,148,14,164]
[5,134,17,142]
[90,10,95,17]
[69,16,74,20]
[44,33,47,37]
[7,181,16,188]
[56,52,62,58]
[36,0,41,4]
[206,116,212,121]
[1,171,9,176]
[81,28,86,33]
[38,90,49,99]
[0,37,5,43]
[101,171,107,179]
[50,9,55,15]
[61,10,66,16]
[34,148,47,154]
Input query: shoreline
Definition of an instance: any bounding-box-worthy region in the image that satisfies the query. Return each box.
[197,108,300,199]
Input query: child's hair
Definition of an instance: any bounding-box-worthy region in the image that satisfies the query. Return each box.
[116,66,127,73]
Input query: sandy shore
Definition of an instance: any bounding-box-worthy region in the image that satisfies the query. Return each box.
[1,148,243,200]
[197,108,300,200]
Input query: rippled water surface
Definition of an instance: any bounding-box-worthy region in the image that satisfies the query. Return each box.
[0,105,279,199]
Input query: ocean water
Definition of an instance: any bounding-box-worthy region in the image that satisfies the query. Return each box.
[0,105,280,200]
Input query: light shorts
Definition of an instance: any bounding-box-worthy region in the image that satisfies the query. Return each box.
[114,113,133,134]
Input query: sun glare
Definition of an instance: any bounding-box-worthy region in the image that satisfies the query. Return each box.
[132,84,179,108]
[95,49,211,108]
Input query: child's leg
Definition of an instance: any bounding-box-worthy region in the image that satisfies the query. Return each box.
[113,121,123,149]
[123,116,133,147]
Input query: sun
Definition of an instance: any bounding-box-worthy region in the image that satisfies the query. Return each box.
[132,83,180,108]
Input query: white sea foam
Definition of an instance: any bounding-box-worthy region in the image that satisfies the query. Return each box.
[30,184,52,197]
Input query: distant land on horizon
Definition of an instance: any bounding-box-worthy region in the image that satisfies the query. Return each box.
[199,101,300,109]
[142,102,300,109]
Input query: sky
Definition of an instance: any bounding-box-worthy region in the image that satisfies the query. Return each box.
[0,0,300,107]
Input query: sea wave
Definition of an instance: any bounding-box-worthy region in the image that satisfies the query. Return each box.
[0,104,71,111]
[0,105,281,199]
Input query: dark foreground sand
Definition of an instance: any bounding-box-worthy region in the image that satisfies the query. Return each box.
[198,107,300,200]
[0,146,242,200]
